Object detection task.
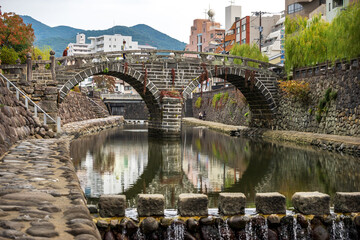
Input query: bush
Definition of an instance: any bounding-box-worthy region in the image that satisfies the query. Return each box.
[0,46,18,64]
[278,80,310,103]
[195,97,202,108]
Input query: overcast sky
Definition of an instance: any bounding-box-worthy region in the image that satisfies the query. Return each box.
[1,0,285,43]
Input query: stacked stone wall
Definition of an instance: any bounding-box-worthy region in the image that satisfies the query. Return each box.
[0,78,53,157]
[59,91,107,125]
[192,86,249,126]
[276,69,360,136]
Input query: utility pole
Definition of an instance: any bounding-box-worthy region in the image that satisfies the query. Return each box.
[252,11,266,51]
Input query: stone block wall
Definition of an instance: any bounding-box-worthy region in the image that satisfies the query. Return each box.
[0,78,52,157]
[276,69,360,136]
[191,86,249,126]
[59,91,108,125]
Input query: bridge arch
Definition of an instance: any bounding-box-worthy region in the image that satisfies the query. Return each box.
[182,66,278,127]
[58,62,163,131]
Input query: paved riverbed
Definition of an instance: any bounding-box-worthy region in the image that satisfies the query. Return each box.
[0,116,123,240]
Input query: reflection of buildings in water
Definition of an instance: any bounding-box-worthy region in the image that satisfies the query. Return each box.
[182,146,241,193]
[76,143,148,198]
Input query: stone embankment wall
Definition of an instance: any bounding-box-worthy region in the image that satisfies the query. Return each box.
[192,86,249,126]
[93,192,360,239]
[0,78,54,157]
[276,68,360,137]
[59,91,109,125]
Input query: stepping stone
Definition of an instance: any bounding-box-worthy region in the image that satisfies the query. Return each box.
[255,192,286,214]
[292,192,330,215]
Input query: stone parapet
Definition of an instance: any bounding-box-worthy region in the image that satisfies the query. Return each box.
[255,192,286,215]
[137,194,165,217]
[292,191,330,215]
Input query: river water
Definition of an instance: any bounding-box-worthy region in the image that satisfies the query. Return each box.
[70,125,360,209]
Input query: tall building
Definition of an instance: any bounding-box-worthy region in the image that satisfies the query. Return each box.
[285,0,326,18]
[225,4,242,31]
[67,34,156,56]
[185,10,225,53]
[326,0,357,21]
[215,15,280,53]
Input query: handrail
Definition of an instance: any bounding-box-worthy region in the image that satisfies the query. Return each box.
[86,96,109,114]
[55,49,284,73]
[0,73,56,124]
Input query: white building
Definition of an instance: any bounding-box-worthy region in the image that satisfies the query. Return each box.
[225,4,242,32]
[67,33,92,56]
[88,34,138,53]
[261,17,285,66]
[67,33,156,56]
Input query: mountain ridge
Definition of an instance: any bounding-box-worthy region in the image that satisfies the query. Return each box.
[21,15,187,57]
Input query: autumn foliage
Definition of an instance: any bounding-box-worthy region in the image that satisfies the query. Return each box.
[92,75,116,92]
[0,12,34,63]
[278,80,310,102]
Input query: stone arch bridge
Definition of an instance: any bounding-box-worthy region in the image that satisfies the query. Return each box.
[1,50,284,138]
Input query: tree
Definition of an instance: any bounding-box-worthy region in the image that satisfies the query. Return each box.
[230,43,269,67]
[0,12,35,62]
[32,45,52,60]
[92,75,117,93]
[0,46,18,64]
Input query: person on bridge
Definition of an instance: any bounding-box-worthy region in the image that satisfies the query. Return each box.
[63,47,68,57]
[62,47,69,65]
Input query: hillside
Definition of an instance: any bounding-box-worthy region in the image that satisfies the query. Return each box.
[21,16,187,57]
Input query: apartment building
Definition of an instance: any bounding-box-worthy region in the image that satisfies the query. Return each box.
[67,33,92,56]
[88,34,138,53]
[285,0,326,18]
[67,33,156,56]
[185,18,225,53]
[215,14,280,53]
[262,17,285,65]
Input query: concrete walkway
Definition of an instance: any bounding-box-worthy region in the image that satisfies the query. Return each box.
[183,117,360,155]
[0,116,122,240]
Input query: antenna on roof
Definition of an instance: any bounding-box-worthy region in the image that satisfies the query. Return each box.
[229,0,235,5]
[203,9,208,19]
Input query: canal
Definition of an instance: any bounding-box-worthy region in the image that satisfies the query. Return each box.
[70,125,360,209]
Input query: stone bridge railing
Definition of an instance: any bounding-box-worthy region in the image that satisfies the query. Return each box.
[55,49,285,77]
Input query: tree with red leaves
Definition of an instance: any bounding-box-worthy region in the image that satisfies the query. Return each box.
[0,11,34,63]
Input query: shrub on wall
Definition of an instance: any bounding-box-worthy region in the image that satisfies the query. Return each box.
[195,97,202,108]
[278,80,310,103]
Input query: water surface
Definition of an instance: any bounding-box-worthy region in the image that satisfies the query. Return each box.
[70,125,360,208]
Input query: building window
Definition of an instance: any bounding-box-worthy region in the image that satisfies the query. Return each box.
[329,2,331,11]
[236,27,240,34]
[113,45,116,48]
[241,39,246,44]
[288,3,303,14]
[210,33,214,38]
[241,24,246,32]
[125,86,131,90]
[109,45,111,48]
[333,0,343,8]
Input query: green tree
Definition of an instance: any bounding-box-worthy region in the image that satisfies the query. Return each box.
[32,46,52,60]
[284,2,360,73]
[327,2,360,61]
[0,46,18,64]
[0,12,35,62]
[230,43,269,67]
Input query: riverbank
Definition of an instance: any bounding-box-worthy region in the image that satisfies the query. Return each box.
[183,117,360,155]
[0,116,123,240]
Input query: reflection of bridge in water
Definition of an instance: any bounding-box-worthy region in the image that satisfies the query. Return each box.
[71,126,360,208]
